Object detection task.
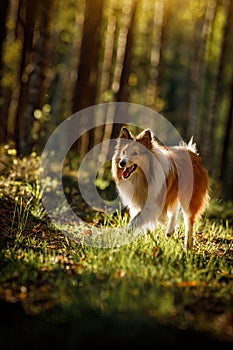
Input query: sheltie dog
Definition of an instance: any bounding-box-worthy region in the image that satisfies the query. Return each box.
[112,126,209,249]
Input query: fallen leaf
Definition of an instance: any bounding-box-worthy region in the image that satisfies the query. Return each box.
[177,281,198,287]
[82,229,92,236]
[152,246,160,257]
[114,269,126,279]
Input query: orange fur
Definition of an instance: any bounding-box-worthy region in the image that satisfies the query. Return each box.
[112,127,209,249]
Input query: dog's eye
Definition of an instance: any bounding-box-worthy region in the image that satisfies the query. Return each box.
[122,150,127,155]
[132,151,138,156]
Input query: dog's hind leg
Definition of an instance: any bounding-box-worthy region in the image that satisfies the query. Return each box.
[166,202,180,237]
[182,186,208,249]
[183,214,194,249]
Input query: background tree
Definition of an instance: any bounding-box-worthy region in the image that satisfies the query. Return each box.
[155,0,169,102]
[187,0,214,139]
[72,0,104,154]
[111,0,138,139]
[219,0,233,198]
[14,0,54,155]
[0,0,10,144]
[15,0,39,155]
[203,0,233,171]
[72,0,104,113]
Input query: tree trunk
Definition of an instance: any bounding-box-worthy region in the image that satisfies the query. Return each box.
[111,0,138,139]
[220,71,233,185]
[15,0,38,155]
[116,0,137,102]
[23,0,53,151]
[0,0,10,144]
[72,0,104,112]
[15,0,53,155]
[98,3,117,100]
[146,0,169,110]
[203,0,232,167]
[187,0,214,140]
[72,0,104,156]
[156,0,169,94]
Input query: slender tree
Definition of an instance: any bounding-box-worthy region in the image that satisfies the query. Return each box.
[98,0,117,100]
[15,0,39,155]
[187,0,215,140]
[15,0,53,155]
[203,0,232,167]
[156,0,169,94]
[72,0,104,112]
[219,0,233,195]
[22,0,53,149]
[116,0,138,102]
[146,0,169,111]
[0,0,10,144]
[72,0,104,155]
[220,71,233,185]
[111,0,138,139]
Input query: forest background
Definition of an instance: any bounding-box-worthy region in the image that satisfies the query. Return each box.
[0,0,232,199]
[0,1,233,347]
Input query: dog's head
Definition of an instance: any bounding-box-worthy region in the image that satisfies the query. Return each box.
[113,127,154,180]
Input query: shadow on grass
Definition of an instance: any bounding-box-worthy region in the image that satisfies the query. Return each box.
[0,197,232,350]
[0,300,232,350]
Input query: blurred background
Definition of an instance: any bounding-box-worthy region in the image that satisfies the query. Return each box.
[0,0,232,199]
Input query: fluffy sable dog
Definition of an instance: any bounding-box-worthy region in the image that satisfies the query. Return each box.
[112,126,209,249]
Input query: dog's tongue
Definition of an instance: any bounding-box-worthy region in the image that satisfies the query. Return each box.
[122,165,134,179]
[122,168,129,179]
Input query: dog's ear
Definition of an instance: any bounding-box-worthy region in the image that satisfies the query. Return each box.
[119,127,133,139]
[137,128,153,149]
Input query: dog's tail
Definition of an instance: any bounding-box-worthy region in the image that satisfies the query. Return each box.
[187,136,198,154]
[180,136,198,154]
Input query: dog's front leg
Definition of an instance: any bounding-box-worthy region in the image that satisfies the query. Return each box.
[166,202,180,237]
[128,212,143,231]
[128,205,158,233]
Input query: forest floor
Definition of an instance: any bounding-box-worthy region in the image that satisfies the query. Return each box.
[0,146,233,349]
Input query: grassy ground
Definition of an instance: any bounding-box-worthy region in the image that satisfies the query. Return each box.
[0,146,232,349]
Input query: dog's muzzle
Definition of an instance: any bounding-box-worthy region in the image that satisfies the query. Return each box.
[119,158,128,168]
[118,158,137,179]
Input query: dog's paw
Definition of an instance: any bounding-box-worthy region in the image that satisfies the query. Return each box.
[126,223,136,234]
[165,229,175,238]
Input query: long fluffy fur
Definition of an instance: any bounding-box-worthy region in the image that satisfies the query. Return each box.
[112,127,209,249]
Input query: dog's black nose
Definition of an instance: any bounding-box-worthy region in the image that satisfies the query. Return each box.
[119,159,127,168]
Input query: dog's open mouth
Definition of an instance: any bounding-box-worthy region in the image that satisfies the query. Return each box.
[122,164,137,179]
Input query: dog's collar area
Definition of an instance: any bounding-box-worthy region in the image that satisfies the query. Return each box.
[122,164,137,179]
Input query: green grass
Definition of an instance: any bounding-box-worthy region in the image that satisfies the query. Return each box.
[0,146,232,349]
